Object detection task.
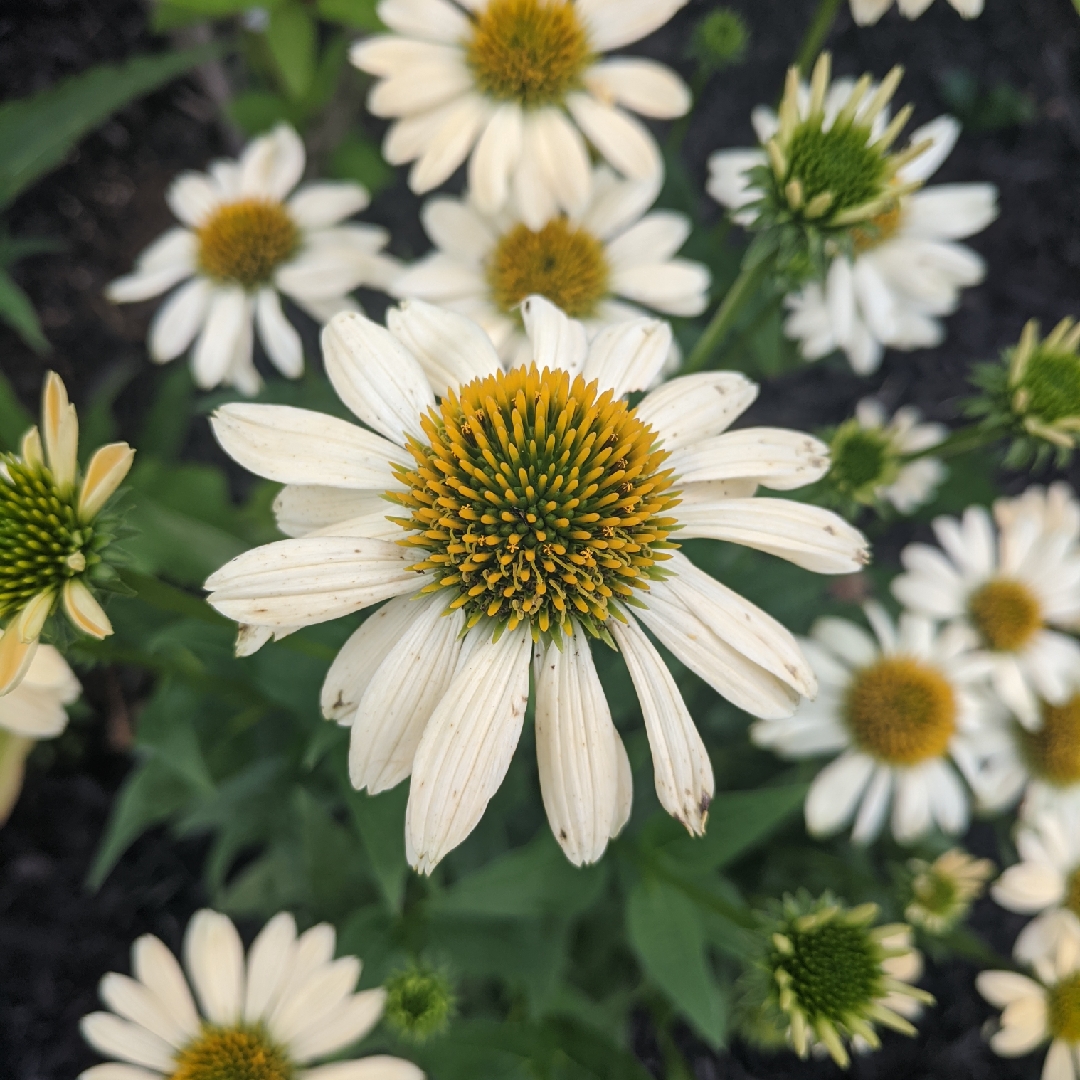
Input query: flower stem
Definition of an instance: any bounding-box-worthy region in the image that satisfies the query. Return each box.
[902,425,994,463]
[795,0,843,75]
[683,247,776,374]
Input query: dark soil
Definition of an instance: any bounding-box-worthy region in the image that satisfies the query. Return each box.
[1,0,1078,1076]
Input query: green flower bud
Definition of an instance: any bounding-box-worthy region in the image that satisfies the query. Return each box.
[690,9,749,76]
[903,848,994,935]
[383,966,455,1042]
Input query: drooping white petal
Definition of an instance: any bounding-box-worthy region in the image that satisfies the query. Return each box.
[566,93,660,181]
[521,295,588,375]
[288,991,389,1064]
[581,318,671,398]
[406,624,531,874]
[211,403,407,489]
[148,278,212,363]
[205,537,418,627]
[166,172,223,228]
[667,428,830,491]
[192,287,250,390]
[468,103,524,216]
[98,973,191,1049]
[525,108,592,222]
[269,956,361,1047]
[608,615,713,834]
[805,751,874,836]
[584,58,690,119]
[534,632,621,866]
[79,1013,175,1073]
[274,487,391,539]
[676,497,870,574]
[634,372,758,451]
[386,300,501,396]
[349,594,466,794]
[255,288,304,378]
[322,312,436,445]
[408,94,491,194]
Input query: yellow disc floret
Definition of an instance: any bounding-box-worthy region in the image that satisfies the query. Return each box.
[1023,694,1080,787]
[196,198,300,289]
[170,1026,293,1080]
[1066,867,1080,919]
[389,365,680,641]
[846,657,956,765]
[1049,972,1080,1044]
[466,0,592,108]
[488,219,609,318]
[968,578,1042,652]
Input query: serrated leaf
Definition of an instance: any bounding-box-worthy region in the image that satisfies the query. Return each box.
[0,46,221,209]
[626,876,727,1046]
[0,265,48,353]
[87,758,193,889]
[267,3,316,99]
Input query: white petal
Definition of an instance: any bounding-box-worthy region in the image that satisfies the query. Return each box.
[255,288,304,378]
[350,595,466,793]
[584,58,690,119]
[580,166,662,240]
[534,632,621,865]
[904,184,998,240]
[392,252,487,301]
[667,428,830,490]
[183,910,245,1025]
[706,149,765,213]
[302,1053,422,1080]
[148,278,211,363]
[211,403,407,489]
[896,116,960,184]
[274,487,391,539]
[993,864,1067,914]
[977,969,1046,1007]
[1044,1039,1075,1080]
[606,212,689,269]
[609,614,713,834]
[79,1014,174,1072]
[419,197,496,262]
[566,93,660,181]
[321,593,426,721]
[634,582,801,720]
[405,625,531,874]
[98,973,191,1049]
[79,1066,161,1080]
[468,103,524,215]
[386,299,501,396]
[130,935,198,1042]
[525,108,592,222]
[634,372,758,451]
[192,288,250,390]
[892,768,933,843]
[576,0,688,50]
[166,172,223,228]
[611,261,710,316]
[804,751,874,836]
[287,182,368,228]
[269,956,360,1046]
[850,765,892,843]
[676,497,870,574]
[521,295,588,374]
[408,94,491,194]
[376,0,470,41]
[369,54,473,118]
[289,991,389,1064]
[322,311,435,445]
[205,538,418,628]
[244,911,297,1022]
[239,124,306,201]
[581,318,671,398]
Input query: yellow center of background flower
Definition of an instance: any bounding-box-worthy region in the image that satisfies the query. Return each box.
[488,219,609,318]
[170,1026,293,1080]
[466,0,592,108]
[196,198,300,289]
[1049,973,1080,1043]
[968,578,1042,651]
[851,202,904,253]
[390,365,679,640]
[1065,867,1080,918]
[1023,694,1080,787]
[846,656,956,765]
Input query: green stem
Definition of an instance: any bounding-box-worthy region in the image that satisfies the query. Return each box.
[901,424,994,463]
[795,0,843,75]
[683,249,776,374]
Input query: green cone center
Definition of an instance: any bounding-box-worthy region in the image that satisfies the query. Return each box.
[779,920,882,1024]
[786,122,886,213]
[1018,349,1080,424]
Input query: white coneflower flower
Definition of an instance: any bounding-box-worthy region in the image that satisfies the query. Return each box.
[978,935,1080,1080]
[993,804,1080,965]
[752,602,998,844]
[0,373,133,696]
[204,295,869,872]
[0,643,80,823]
[350,0,691,214]
[707,54,997,374]
[80,908,420,1080]
[892,490,1080,730]
[850,0,982,27]
[905,848,994,935]
[747,894,930,1067]
[391,167,709,369]
[107,124,399,393]
[826,398,946,513]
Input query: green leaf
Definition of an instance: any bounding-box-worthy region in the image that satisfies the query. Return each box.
[655,783,808,872]
[0,265,48,353]
[429,831,606,919]
[79,361,137,458]
[88,758,193,889]
[267,3,317,99]
[0,364,33,452]
[330,133,394,196]
[0,46,221,209]
[542,1016,655,1080]
[135,363,194,461]
[626,876,727,1047]
[229,90,304,135]
[316,0,383,29]
[342,782,410,913]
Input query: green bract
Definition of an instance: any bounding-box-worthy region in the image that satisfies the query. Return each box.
[383,966,455,1042]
